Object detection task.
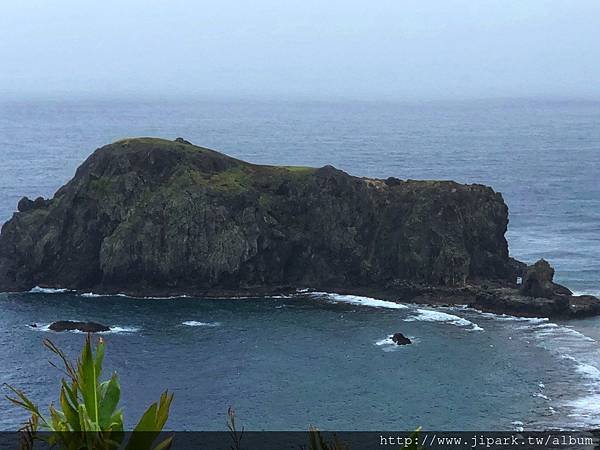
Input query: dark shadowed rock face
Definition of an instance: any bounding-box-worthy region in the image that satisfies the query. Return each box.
[48,321,110,333]
[0,137,517,296]
[521,259,572,298]
[391,333,412,345]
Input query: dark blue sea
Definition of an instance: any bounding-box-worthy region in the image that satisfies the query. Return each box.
[0,98,599,431]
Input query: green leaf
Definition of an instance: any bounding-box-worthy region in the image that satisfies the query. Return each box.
[126,391,173,450]
[77,335,100,424]
[59,385,79,431]
[98,373,120,429]
[61,379,79,409]
[4,383,51,429]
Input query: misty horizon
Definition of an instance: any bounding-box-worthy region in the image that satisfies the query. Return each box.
[2,0,599,102]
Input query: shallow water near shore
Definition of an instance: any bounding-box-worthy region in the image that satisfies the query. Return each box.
[0,290,599,431]
[0,98,599,430]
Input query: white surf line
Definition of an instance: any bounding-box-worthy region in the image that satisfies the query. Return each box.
[308,291,409,309]
[29,286,72,294]
[404,308,484,331]
[514,317,600,429]
[182,321,221,327]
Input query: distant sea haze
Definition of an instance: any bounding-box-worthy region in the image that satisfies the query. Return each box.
[0,98,599,430]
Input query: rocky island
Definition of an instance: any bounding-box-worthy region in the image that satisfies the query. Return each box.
[0,137,598,318]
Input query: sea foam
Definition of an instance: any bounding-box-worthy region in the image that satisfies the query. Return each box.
[405,309,483,331]
[309,292,408,309]
[29,286,71,294]
[182,321,220,327]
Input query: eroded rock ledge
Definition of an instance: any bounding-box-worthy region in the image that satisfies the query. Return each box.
[0,137,597,318]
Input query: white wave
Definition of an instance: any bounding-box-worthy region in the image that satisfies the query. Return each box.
[533,392,550,400]
[375,336,395,346]
[565,394,600,426]
[29,286,71,294]
[81,291,187,299]
[28,323,51,332]
[571,290,600,298]
[104,326,140,334]
[575,362,600,380]
[521,320,600,428]
[182,321,220,327]
[309,292,408,309]
[511,420,524,432]
[375,334,416,351]
[405,309,483,331]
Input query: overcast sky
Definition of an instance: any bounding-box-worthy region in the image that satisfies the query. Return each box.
[1,0,599,100]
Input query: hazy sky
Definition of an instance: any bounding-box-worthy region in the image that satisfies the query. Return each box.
[1,0,599,100]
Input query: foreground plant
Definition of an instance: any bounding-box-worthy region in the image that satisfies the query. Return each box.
[5,335,173,450]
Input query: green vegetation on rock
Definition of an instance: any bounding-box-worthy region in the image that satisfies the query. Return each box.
[0,137,514,297]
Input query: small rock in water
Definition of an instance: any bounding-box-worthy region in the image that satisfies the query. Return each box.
[391,332,412,345]
[48,320,110,333]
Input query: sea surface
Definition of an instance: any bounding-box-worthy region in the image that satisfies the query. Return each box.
[0,98,599,430]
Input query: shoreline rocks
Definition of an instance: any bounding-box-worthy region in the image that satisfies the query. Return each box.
[48,321,110,333]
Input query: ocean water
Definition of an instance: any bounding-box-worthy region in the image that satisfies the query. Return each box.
[0,98,599,430]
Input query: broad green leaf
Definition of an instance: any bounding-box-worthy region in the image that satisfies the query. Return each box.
[126,391,173,450]
[59,386,79,431]
[61,379,79,409]
[77,335,100,423]
[99,373,121,429]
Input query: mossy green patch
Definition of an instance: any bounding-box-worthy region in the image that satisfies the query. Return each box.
[209,167,253,192]
[88,177,113,196]
[282,166,315,173]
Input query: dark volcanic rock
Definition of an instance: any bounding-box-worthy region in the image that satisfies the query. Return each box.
[521,259,572,298]
[0,137,515,296]
[17,196,50,213]
[48,321,110,333]
[391,333,412,345]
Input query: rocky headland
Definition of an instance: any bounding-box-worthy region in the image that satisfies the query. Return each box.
[0,137,597,318]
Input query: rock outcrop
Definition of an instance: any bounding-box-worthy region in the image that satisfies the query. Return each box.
[0,137,597,318]
[391,333,412,345]
[520,259,572,298]
[0,137,513,294]
[48,321,110,333]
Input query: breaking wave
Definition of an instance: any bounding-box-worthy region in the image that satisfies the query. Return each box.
[404,309,483,331]
[29,286,71,294]
[182,321,221,327]
[309,292,408,309]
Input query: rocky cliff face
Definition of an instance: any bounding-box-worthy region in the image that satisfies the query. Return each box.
[0,137,516,296]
